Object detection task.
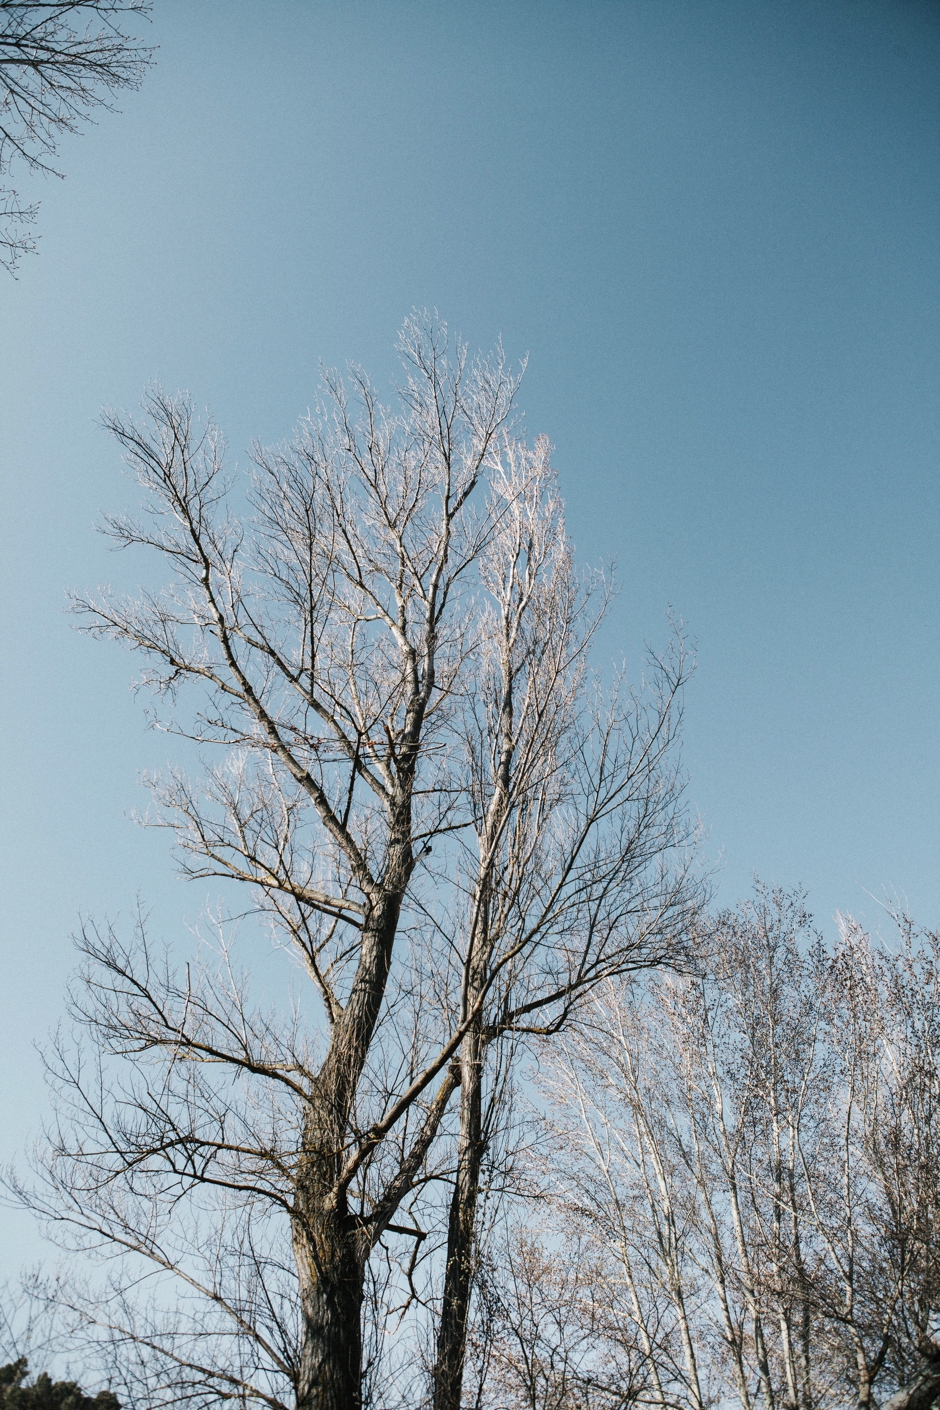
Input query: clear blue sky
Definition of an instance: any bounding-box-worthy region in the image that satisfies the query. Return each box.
[2,0,939,1267]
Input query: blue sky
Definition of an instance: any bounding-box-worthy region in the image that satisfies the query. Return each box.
[1,0,939,1267]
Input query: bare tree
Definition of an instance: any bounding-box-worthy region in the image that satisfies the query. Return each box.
[429,436,698,1410]
[9,316,695,1410]
[536,888,940,1410]
[0,2,152,273]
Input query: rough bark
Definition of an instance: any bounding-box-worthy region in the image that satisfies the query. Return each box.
[292,885,409,1409]
[294,1208,365,1410]
[432,1028,484,1410]
[880,1358,940,1410]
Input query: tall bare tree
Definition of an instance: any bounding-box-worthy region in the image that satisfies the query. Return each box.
[430,437,697,1410]
[0,1,152,272]
[10,317,695,1410]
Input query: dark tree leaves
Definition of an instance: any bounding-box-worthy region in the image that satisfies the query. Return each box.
[0,1360,119,1410]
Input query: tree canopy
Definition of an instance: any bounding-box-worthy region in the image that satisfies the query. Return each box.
[0,1360,119,1410]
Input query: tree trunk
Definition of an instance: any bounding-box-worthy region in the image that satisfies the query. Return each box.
[290,899,405,1410]
[880,1358,940,1410]
[432,1027,485,1410]
[294,1207,365,1410]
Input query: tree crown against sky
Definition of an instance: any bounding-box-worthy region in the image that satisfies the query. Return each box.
[8,315,697,1410]
[3,8,939,1246]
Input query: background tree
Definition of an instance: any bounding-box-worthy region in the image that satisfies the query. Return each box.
[9,317,695,1410]
[512,888,940,1410]
[0,1360,119,1410]
[464,1228,652,1410]
[0,1,152,273]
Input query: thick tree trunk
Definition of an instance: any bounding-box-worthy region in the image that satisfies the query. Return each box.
[880,1357,940,1410]
[432,1028,485,1410]
[289,899,405,1410]
[294,1206,365,1410]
